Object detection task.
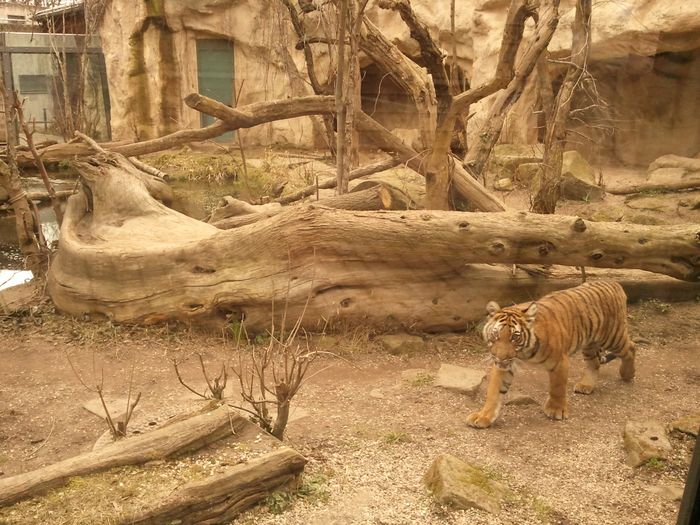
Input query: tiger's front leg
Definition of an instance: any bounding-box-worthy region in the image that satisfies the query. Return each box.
[466,364,512,429]
[543,355,569,420]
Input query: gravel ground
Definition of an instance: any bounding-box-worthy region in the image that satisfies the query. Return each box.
[0,299,698,524]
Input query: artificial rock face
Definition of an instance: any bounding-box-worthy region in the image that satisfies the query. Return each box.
[97,0,700,161]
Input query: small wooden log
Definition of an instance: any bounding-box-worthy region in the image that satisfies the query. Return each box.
[274,157,401,205]
[0,405,243,507]
[212,184,413,230]
[122,447,307,524]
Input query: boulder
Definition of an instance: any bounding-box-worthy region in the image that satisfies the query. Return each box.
[514,162,542,186]
[493,177,514,192]
[561,150,597,185]
[623,420,673,467]
[435,364,485,395]
[490,143,544,179]
[376,334,425,355]
[669,413,700,437]
[528,151,604,202]
[560,173,605,202]
[646,167,690,186]
[423,453,509,514]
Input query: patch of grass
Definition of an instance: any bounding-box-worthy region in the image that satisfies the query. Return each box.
[266,490,295,514]
[645,457,667,470]
[456,464,502,496]
[296,473,331,505]
[266,473,330,514]
[639,298,672,315]
[409,372,434,386]
[382,430,412,445]
[532,496,556,523]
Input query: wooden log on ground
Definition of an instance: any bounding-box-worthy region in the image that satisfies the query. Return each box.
[212,183,414,229]
[46,153,700,332]
[0,404,242,507]
[122,447,307,524]
[274,156,401,205]
[606,178,700,195]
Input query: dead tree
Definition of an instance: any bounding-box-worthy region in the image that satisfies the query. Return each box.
[0,67,46,276]
[13,94,64,226]
[532,0,592,213]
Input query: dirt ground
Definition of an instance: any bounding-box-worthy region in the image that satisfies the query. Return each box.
[0,295,698,525]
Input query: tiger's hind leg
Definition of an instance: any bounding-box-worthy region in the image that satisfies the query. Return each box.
[574,345,600,395]
[617,339,636,382]
[602,335,636,382]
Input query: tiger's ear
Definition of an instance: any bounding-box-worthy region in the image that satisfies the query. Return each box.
[523,302,537,324]
[486,301,501,316]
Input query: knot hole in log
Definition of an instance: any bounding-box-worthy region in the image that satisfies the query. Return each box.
[539,241,555,256]
[489,241,506,255]
[572,218,587,232]
[458,221,470,231]
[590,250,604,261]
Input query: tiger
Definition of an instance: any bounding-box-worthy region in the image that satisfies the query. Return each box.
[466,280,636,429]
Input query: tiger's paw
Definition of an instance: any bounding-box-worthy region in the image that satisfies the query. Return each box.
[466,411,495,429]
[573,381,595,395]
[543,398,569,420]
[619,359,635,382]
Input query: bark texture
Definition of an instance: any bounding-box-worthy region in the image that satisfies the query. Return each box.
[47,154,700,333]
[122,447,307,524]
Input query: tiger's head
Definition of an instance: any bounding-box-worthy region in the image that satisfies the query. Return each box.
[482,301,538,369]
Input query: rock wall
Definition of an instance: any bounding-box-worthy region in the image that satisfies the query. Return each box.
[98,0,700,161]
[470,0,700,166]
[99,0,318,145]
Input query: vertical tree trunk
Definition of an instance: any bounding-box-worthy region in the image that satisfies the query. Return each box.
[462,0,561,180]
[335,0,349,194]
[532,0,591,214]
[0,62,46,276]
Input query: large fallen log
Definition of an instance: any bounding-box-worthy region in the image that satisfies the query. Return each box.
[46,153,700,332]
[122,447,307,524]
[0,404,241,507]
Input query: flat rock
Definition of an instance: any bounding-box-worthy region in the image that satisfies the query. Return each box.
[623,420,673,467]
[376,334,425,355]
[505,391,537,406]
[435,364,485,395]
[423,453,509,514]
[83,397,132,422]
[669,413,700,437]
[648,483,685,501]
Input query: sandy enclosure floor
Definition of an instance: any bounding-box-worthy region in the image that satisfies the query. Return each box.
[0,298,698,524]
